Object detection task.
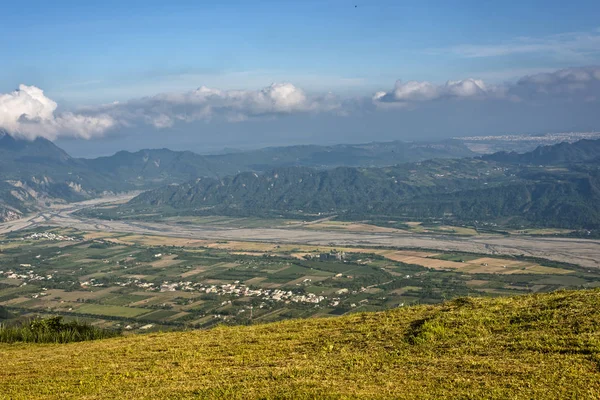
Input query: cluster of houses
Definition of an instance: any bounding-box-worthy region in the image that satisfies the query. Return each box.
[304,251,346,261]
[81,278,330,305]
[25,232,77,241]
[0,269,53,283]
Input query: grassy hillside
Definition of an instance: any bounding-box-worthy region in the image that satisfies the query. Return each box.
[1,289,599,399]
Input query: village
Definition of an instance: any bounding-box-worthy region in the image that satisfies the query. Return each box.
[81,277,335,305]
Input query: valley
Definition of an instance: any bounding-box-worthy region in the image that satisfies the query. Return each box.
[2,195,600,269]
[1,194,599,334]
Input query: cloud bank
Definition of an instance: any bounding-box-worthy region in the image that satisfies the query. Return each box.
[1,66,600,142]
[513,66,600,100]
[372,66,600,106]
[87,83,341,129]
[373,78,504,105]
[0,85,115,141]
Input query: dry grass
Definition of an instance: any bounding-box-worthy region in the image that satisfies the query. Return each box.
[150,255,182,269]
[1,290,600,399]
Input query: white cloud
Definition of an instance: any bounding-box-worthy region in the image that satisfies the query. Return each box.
[373,78,502,105]
[89,82,341,129]
[374,66,600,107]
[4,66,600,142]
[0,85,115,140]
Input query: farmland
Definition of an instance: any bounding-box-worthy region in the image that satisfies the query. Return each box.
[1,226,599,333]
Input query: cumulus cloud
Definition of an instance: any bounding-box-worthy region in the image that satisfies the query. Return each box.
[89,82,341,129]
[373,78,503,105]
[373,66,600,107]
[3,66,600,142]
[0,85,115,140]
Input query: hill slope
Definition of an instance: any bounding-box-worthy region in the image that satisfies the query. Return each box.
[2,289,599,399]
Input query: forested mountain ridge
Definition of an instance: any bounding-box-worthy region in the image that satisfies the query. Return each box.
[125,140,600,229]
[0,134,474,221]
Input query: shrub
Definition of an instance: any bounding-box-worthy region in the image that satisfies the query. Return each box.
[0,316,121,344]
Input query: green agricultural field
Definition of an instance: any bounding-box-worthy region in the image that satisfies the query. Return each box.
[1,227,600,331]
[139,309,180,321]
[100,294,152,306]
[75,304,150,318]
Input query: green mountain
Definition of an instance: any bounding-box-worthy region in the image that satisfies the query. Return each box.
[81,149,218,189]
[0,133,475,221]
[2,289,599,398]
[125,140,600,229]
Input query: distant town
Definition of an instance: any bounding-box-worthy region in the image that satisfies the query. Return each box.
[456,131,600,143]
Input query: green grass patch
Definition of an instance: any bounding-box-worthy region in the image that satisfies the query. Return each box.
[75,304,150,318]
[101,294,151,306]
[0,316,120,344]
[139,310,179,321]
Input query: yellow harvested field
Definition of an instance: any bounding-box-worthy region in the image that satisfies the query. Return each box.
[180,266,208,278]
[380,250,439,258]
[466,280,489,287]
[305,221,404,233]
[83,232,115,240]
[106,234,210,247]
[74,232,572,276]
[0,297,31,306]
[290,252,311,259]
[397,256,465,269]
[151,255,182,268]
[369,252,571,275]
[456,257,571,275]
[245,277,267,285]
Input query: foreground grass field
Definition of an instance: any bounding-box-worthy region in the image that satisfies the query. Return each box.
[1,289,600,399]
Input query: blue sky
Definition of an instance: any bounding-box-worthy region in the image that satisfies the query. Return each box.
[1,0,600,155]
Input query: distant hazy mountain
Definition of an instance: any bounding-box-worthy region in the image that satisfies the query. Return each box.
[482,139,600,165]
[81,139,475,183]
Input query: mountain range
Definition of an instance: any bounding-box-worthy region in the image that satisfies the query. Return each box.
[123,139,600,230]
[0,132,474,221]
[3,131,600,229]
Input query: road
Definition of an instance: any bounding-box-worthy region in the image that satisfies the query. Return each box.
[1,195,599,269]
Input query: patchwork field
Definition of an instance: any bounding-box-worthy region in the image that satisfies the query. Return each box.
[0,227,597,333]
